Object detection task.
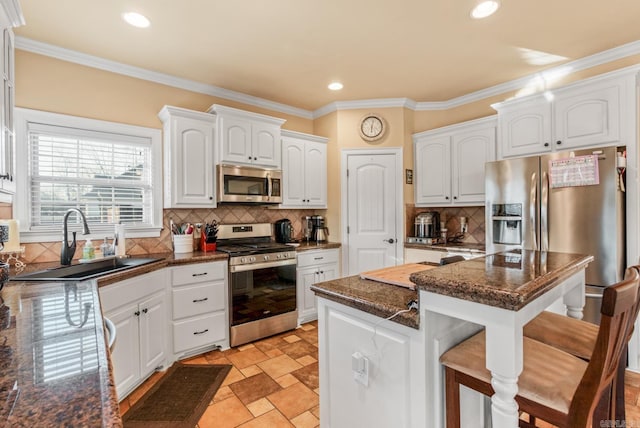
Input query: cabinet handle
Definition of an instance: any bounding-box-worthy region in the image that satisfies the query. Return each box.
[0,173,9,180]
[313,257,324,260]
[142,308,148,314]
[192,272,208,277]
[556,140,562,145]
[193,297,209,303]
[544,142,549,147]
[193,329,209,335]
[134,310,141,316]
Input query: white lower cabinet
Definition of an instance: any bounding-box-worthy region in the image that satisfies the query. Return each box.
[170,260,229,358]
[296,249,340,324]
[404,247,445,264]
[99,270,168,399]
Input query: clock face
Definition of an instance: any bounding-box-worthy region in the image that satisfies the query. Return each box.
[359,115,386,142]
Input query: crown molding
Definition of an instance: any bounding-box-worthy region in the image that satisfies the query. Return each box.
[15,36,314,120]
[0,0,24,27]
[15,36,640,120]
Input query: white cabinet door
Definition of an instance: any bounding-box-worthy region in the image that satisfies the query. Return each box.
[304,141,327,207]
[281,133,328,208]
[138,292,166,378]
[282,138,305,205]
[554,83,620,150]
[160,106,216,208]
[297,266,319,323]
[415,135,451,205]
[106,302,140,398]
[172,117,215,206]
[452,126,496,204]
[252,122,280,167]
[219,115,253,165]
[498,97,552,158]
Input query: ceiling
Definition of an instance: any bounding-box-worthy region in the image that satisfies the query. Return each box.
[13,0,640,112]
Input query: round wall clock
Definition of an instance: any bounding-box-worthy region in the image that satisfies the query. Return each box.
[359,114,386,143]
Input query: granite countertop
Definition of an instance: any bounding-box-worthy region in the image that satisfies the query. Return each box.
[410,250,594,311]
[1,242,340,426]
[0,280,120,427]
[310,275,420,329]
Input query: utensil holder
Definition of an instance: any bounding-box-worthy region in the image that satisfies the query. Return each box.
[173,234,193,253]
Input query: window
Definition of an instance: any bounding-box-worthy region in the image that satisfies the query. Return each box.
[15,108,163,242]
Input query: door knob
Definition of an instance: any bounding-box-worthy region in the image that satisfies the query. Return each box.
[383,238,395,244]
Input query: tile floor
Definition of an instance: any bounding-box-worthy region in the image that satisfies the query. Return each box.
[120,320,640,427]
[119,321,320,428]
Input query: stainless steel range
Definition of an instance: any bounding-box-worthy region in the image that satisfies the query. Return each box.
[217,223,297,347]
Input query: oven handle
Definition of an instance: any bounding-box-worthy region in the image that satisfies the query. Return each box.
[230,258,296,273]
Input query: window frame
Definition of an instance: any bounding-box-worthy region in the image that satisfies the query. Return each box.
[15,107,163,243]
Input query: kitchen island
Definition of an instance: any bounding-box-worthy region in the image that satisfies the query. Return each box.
[311,250,593,428]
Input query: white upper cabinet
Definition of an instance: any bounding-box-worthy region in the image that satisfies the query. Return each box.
[159,106,216,208]
[209,104,285,168]
[281,130,328,208]
[495,71,633,158]
[414,116,496,206]
[0,2,23,201]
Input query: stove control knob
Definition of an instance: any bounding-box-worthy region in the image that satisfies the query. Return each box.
[263,255,269,261]
[250,256,256,263]
[240,257,247,264]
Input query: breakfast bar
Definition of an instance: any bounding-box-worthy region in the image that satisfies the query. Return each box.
[312,250,593,428]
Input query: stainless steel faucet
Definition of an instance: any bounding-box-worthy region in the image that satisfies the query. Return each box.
[61,208,91,265]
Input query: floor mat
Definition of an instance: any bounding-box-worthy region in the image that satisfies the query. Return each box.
[123,363,231,428]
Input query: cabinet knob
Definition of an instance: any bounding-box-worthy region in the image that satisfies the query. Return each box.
[544,143,549,147]
[0,173,9,180]
[248,156,252,160]
[453,196,457,200]
[445,196,449,200]
[142,308,148,314]
[253,157,257,161]
[556,140,562,145]
[134,310,140,317]
[209,196,213,200]
[320,270,324,274]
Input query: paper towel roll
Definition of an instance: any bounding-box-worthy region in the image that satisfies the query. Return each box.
[0,220,19,251]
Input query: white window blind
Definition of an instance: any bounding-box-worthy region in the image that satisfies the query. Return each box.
[28,122,154,230]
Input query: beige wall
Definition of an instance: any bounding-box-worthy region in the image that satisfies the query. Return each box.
[13,49,640,253]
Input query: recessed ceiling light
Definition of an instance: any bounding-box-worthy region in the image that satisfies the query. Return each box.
[470,1,500,19]
[123,12,150,28]
[328,82,343,91]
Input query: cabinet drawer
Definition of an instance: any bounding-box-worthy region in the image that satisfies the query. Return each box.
[172,282,225,320]
[172,261,226,286]
[173,312,226,353]
[297,249,339,268]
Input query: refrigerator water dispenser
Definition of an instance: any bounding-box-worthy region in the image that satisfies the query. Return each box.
[492,203,522,245]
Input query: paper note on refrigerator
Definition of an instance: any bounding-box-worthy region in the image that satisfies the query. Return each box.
[549,155,600,188]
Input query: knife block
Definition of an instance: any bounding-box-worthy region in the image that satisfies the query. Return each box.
[200,230,217,252]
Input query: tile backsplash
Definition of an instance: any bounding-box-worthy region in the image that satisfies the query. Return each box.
[17,206,322,264]
[405,204,485,245]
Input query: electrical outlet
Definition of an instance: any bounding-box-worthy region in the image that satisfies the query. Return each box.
[352,352,369,387]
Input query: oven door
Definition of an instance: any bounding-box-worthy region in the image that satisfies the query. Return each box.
[217,165,282,204]
[229,259,296,326]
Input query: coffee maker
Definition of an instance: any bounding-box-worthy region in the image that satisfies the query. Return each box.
[311,215,329,243]
[302,216,313,242]
[414,212,441,238]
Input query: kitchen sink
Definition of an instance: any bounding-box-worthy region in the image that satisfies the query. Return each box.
[11,257,163,282]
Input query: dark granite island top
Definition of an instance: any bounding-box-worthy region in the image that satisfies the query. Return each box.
[410,250,594,311]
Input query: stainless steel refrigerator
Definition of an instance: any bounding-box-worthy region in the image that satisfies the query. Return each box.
[485,146,626,324]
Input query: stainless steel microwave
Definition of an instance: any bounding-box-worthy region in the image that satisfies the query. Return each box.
[217,164,283,204]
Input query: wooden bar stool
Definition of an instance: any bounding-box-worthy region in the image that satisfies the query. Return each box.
[523,265,640,422]
[440,273,640,427]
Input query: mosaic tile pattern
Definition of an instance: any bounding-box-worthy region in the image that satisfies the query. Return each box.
[405,204,486,245]
[14,206,322,264]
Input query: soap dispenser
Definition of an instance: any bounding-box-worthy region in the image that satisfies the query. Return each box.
[83,239,95,260]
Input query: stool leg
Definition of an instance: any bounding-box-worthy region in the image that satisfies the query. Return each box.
[445,367,461,428]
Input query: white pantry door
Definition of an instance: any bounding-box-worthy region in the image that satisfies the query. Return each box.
[346,153,399,275]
